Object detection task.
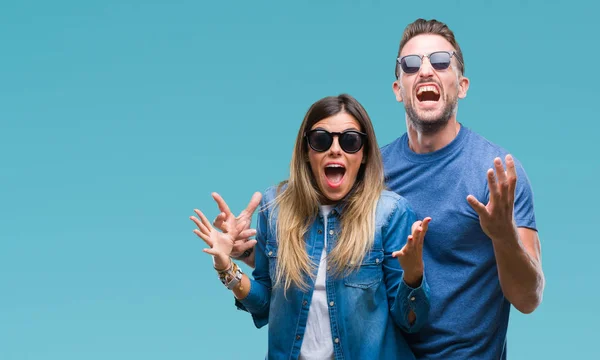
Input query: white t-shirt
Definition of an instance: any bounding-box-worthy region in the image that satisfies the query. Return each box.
[299,205,335,360]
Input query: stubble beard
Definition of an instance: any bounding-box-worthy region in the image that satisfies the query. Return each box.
[404,91,458,135]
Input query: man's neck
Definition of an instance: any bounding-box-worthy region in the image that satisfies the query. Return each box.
[406,118,460,154]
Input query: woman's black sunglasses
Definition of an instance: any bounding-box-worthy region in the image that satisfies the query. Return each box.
[305,129,367,154]
[396,50,462,77]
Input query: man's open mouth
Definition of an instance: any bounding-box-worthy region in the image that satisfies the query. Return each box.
[416,85,441,102]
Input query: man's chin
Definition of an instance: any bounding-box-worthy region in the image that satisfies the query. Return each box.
[412,108,448,123]
[415,112,444,123]
[405,100,457,134]
[408,113,450,134]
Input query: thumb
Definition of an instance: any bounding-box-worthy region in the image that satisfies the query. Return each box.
[392,249,405,258]
[467,195,488,218]
[203,248,221,256]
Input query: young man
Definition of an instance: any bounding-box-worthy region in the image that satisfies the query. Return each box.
[211,18,545,360]
[381,18,544,359]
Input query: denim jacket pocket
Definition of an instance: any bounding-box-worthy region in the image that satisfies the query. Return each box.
[265,241,278,285]
[343,249,384,289]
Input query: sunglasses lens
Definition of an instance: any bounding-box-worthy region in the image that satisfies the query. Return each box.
[339,132,364,153]
[430,52,452,70]
[401,55,421,74]
[307,130,332,152]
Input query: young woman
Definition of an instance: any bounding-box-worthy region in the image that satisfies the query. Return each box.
[191,94,431,359]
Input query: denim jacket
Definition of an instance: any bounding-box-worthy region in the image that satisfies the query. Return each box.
[236,187,430,360]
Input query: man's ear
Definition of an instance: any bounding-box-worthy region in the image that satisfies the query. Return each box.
[392,80,403,103]
[458,75,470,99]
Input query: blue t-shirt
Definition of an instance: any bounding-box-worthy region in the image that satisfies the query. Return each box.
[381,125,536,360]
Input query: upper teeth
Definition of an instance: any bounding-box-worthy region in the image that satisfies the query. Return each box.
[417,85,439,95]
[326,164,344,168]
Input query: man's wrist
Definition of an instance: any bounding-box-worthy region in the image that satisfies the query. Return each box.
[490,227,522,252]
[488,219,519,242]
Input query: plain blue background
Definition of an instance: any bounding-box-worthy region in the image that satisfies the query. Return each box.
[1,0,598,359]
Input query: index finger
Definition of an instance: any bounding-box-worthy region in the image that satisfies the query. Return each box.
[212,192,233,216]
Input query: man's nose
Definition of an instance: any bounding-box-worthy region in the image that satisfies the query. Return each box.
[419,56,435,78]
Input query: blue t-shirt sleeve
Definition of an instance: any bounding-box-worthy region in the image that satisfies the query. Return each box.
[513,159,537,231]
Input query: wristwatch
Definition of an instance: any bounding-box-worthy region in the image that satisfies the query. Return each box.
[224,265,243,290]
[217,261,244,290]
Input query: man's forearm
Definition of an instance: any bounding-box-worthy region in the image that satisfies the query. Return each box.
[492,228,544,314]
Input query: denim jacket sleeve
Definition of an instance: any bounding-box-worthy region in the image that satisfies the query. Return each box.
[382,197,431,333]
[234,194,272,328]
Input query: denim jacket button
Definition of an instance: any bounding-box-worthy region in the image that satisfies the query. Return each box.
[334,338,339,344]
[318,229,323,234]
[268,251,273,256]
[329,301,334,307]
[410,297,416,301]
[296,335,301,340]
[329,230,334,235]
[303,300,308,306]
